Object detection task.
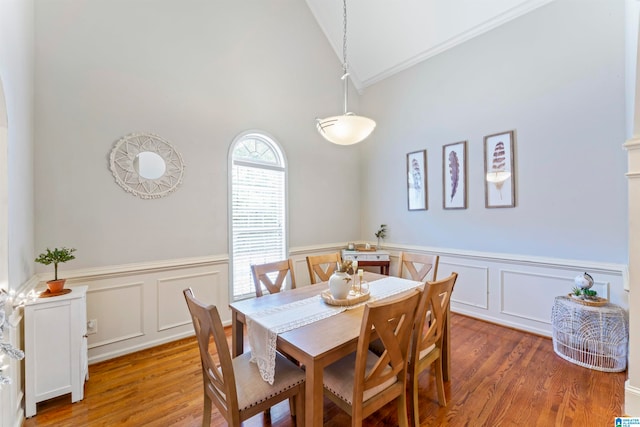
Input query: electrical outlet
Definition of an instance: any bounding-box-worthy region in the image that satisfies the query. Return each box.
[87,319,98,335]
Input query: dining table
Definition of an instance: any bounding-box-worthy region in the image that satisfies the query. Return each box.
[229,271,451,427]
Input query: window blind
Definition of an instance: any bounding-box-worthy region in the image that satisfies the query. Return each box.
[231,162,285,299]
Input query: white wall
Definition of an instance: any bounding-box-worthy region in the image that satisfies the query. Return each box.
[359,0,627,265]
[0,0,35,291]
[0,0,35,425]
[33,0,363,271]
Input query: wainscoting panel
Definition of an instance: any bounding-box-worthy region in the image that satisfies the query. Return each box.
[49,256,231,364]
[378,244,628,337]
[293,257,313,287]
[0,311,24,427]
[500,269,568,324]
[19,247,627,365]
[85,281,144,348]
[439,262,489,310]
[157,270,223,331]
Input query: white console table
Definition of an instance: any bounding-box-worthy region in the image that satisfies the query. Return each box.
[24,286,88,417]
[341,249,391,275]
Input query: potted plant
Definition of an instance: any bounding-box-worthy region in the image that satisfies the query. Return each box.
[374,224,387,249]
[34,247,76,293]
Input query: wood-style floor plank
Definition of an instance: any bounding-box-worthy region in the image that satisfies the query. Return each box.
[23,314,626,426]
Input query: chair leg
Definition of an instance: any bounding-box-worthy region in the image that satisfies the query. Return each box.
[434,358,447,406]
[202,394,212,427]
[397,393,409,427]
[289,396,296,416]
[410,373,420,427]
[294,385,305,427]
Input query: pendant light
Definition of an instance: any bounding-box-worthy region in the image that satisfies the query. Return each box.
[316,0,376,145]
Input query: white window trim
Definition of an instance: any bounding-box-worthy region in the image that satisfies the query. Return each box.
[227,130,289,301]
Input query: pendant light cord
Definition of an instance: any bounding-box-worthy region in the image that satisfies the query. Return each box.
[342,0,349,114]
[342,0,348,74]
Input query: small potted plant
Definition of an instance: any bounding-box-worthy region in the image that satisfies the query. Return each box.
[34,247,76,293]
[374,224,387,249]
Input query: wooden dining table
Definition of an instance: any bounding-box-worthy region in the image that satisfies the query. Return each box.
[229,272,451,427]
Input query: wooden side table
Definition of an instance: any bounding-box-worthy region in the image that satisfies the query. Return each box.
[551,295,628,372]
[341,250,390,275]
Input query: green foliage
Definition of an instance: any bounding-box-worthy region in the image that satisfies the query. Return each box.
[374,224,387,239]
[34,247,76,280]
[571,286,598,300]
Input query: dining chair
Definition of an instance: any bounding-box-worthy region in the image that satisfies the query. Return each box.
[322,288,422,427]
[407,272,458,427]
[306,252,342,284]
[251,258,296,297]
[183,288,305,427]
[397,252,439,282]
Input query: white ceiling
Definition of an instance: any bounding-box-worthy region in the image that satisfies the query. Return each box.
[305,0,554,91]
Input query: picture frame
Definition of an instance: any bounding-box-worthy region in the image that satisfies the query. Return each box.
[407,150,427,211]
[484,130,516,208]
[442,141,467,209]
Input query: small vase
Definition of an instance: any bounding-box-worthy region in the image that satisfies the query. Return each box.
[328,271,351,300]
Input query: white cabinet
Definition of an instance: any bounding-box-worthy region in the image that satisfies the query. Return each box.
[24,286,88,417]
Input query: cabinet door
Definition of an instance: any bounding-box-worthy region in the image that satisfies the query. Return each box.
[30,302,74,399]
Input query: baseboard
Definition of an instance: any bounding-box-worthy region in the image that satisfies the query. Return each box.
[452,307,551,337]
[88,330,195,364]
[626,380,640,416]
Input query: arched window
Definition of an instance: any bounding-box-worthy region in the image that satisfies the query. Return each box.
[229,132,287,300]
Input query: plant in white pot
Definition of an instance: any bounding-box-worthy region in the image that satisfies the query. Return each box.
[34,247,76,293]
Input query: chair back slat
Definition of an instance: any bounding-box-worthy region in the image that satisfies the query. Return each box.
[183,288,238,420]
[413,273,457,355]
[397,252,439,282]
[306,253,342,284]
[251,259,296,297]
[354,289,422,402]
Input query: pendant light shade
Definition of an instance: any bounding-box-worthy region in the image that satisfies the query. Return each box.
[316,0,376,145]
[316,113,376,146]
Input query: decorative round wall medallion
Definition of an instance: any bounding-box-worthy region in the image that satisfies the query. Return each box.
[109,133,185,199]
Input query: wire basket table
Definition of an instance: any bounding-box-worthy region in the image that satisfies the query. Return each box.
[551,296,628,372]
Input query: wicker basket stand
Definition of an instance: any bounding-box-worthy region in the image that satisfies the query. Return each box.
[551,295,628,372]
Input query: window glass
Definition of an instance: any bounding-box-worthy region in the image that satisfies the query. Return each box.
[229,132,286,299]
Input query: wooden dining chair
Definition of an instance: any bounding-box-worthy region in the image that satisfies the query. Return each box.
[397,252,439,282]
[183,288,305,427]
[322,289,422,427]
[407,272,458,427]
[251,258,296,297]
[306,252,342,284]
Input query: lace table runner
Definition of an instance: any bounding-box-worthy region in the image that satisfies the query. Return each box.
[247,276,423,384]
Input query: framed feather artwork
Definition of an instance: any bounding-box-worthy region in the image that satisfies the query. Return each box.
[484,130,516,208]
[407,150,427,211]
[443,141,467,209]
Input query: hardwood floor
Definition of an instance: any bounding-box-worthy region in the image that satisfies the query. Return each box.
[23,314,626,426]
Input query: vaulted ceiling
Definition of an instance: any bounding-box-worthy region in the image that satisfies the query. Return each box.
[305,0,554,91]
